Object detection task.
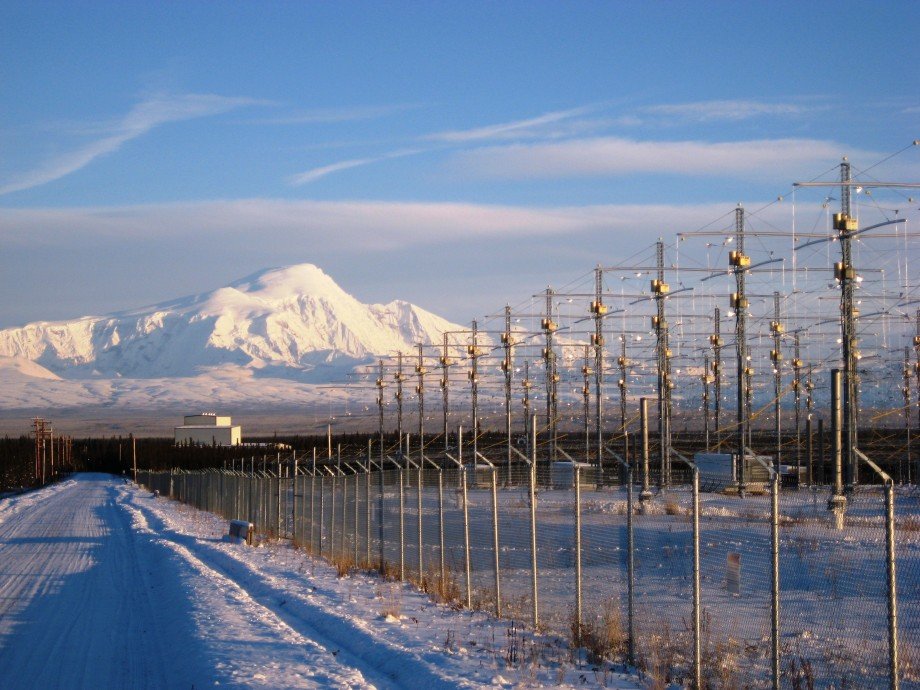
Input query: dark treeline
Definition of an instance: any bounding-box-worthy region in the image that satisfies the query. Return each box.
[2,425,913,492]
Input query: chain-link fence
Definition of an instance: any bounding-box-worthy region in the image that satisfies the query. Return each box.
[137,458,918,689]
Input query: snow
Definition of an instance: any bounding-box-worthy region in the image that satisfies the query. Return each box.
[0,263,463,382]
[0,475,640,689]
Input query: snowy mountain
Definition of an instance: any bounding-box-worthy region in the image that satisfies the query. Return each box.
[0,264,463,383]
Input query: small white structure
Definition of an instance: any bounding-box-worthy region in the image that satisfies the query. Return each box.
[175,413,241,446]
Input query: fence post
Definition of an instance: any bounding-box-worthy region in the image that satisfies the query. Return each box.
[529,417,539,629]
[292,452,297,545]
[460,426,472,608]
[378,458,385,574]
[319,475,325,559]
[574,464,582,645]
[886,481,900,690]
[771,471,780,690]
[626,463,635,667]
[354,472,360,566]
[640,398,652,504]
[340,468,347,559]
[365,460,371,569]
[418,458,424,584]
[277,458,282,537]
[438,467,445,587]
[331,470,338,560]
[692,466,701,690]
[310,449,316,554]
[399,466,405,581]
[491,465,501,618]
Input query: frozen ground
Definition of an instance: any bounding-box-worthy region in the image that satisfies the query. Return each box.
[0,474,640,689]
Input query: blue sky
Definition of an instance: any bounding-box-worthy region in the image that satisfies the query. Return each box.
[1,1,918,328]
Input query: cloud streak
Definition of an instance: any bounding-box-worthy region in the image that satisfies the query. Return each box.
[0,197,805,252]
[254,103,422,125]
[640,99,814,122]
[450,136,877,180]
[288,149,422,185]
[0,93,263,196]
[424,106,595,143]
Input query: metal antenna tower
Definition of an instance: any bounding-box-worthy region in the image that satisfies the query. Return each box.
[591,266,606,472]
[376,359,386,453]
[440,333,452,452]
[502,305,514,479]
[468,320,481,466]
[542,288,559,463]
[522,360,533,456]
[791,333,804,479]
[746,345,754,451]
[702,354,712,449]
[770,291,784,470]
[904,346,912,484]
[582,345,591,462]
[618,334,628,462]
[395,351,406,462]
[836,158,859,489]
[652,239,672,487]
[915,310,920,439]
[416,343,426,461]
[730,205,751,494]
[710,307,723,448]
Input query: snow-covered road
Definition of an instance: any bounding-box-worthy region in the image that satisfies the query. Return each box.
[0,475,638,689]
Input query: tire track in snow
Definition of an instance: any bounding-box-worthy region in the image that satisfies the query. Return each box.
[121,485,482,690]
[120,487,379,689]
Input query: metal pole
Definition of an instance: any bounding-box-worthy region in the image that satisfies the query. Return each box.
[354,471,360,566]
[692,467,701,690]
[366,440,372,567]
[438,467,445,588]
[886,481,900,690]
[398,465,405,581]
[593,266,605,484]
[626,465,635,667]
[378,444,385,573]
[319,475,325,558]
[771,472,780,690]
[529,416,539,629]
[830,369,847,520]
[460,426,472,608]
[574,464,582,645]
[418,448,424,583]
[311,448,317,554]
[504,305,513,485]
[640,398,651,503]
[491,466,501,618]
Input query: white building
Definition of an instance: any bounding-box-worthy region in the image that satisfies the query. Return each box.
[175,413,241,446]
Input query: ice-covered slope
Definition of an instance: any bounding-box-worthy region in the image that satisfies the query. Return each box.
[0,264,462,382]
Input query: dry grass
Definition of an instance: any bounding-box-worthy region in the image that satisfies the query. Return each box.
[331,553,355,578]
[375,581,402,619]
[573,599,628,664]
[422,565,462,609]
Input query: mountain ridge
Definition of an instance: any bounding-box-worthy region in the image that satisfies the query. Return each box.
[0,264,463,382]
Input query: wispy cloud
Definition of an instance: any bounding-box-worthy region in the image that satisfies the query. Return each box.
[254,103,421,125]
[424,106,596,143]
[0,93,263,196]
[640,99,814,122]
[450,136,875,180]
[0,197,804,252]
[288,149,421,185]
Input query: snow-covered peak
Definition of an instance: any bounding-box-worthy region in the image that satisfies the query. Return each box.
[228,264,346,302]
[0,264,463,382]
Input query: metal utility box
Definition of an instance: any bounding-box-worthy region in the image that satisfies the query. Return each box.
[549,461,594,489]
[694,452,772,489]
[228,519,253,545]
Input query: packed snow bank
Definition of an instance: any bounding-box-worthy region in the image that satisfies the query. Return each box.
[0,474,640,689]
